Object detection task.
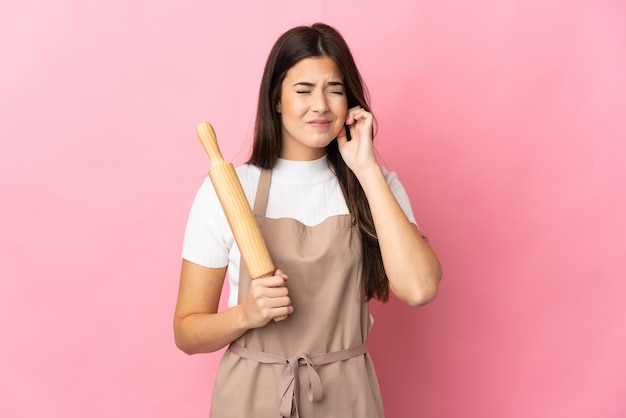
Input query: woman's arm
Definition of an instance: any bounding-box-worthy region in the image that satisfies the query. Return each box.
[337,107,442,307]
[173,260,293,354]
[356,167,442,306]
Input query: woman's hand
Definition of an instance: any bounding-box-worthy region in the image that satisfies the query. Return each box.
[241,269,293,329]
[335,107,442,307]
[174,263,294,355]
[336,106,378,174]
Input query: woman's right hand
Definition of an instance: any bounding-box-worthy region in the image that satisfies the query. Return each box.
[175,263,293,354]
[241,269,293,328]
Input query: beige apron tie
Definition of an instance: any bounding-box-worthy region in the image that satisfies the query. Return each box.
[229,342,368,417]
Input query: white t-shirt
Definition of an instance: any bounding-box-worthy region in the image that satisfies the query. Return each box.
[182,155,417,308]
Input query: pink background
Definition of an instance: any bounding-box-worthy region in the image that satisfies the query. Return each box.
[1,1,625,417]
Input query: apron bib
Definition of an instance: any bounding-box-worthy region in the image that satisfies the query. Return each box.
[210,169,384,418]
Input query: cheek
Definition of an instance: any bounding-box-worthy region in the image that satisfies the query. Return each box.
[335,99,348,121]
[328,98,346,117]
[282,99,307,119]
[336,106,348,124]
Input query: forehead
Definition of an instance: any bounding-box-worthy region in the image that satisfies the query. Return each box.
[284,57,343,81]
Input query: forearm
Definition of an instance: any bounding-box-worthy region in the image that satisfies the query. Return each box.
[174,305,249,354]
[355,165,442,306]
[174,262,249,354]
[174,262,293,354]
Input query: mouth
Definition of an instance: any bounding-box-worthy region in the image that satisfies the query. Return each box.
[307,120,332,128]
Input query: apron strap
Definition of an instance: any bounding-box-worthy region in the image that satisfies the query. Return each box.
[228,342,368,418]
[253,169,272,217]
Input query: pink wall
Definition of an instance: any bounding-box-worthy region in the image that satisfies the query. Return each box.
[1,1,624,417]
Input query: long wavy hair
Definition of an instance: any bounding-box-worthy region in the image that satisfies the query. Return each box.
[247,23,388,302]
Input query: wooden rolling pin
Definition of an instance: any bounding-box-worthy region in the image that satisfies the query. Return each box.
[196,122,286,321]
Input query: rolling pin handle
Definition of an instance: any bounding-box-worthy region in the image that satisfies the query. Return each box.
[196,122,224,164]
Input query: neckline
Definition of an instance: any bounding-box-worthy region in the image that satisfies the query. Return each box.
[271,155,334,184]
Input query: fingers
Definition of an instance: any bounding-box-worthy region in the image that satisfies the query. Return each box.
[244,269,294,327]
[345,105,371,126]
[250,279,289,299]
[256,269,288,287]
[338,105,373,147]
[341,106,373,145]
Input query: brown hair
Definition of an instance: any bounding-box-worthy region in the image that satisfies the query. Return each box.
[248,23,388,302]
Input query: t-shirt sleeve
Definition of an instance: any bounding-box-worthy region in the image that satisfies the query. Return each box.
[181,176,232,268]
[382,167,417,225]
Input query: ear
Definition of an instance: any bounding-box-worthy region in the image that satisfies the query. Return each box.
[276,102,281,114]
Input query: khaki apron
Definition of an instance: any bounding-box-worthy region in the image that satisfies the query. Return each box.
[210,169,384,418]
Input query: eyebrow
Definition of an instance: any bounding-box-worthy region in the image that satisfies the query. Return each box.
[292,81,344,87]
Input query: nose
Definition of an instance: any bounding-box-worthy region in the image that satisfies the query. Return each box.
[310,90,329,113]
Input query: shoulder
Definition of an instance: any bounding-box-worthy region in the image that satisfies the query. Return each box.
[192,163,261,207]
[235,163,262,183]
[380,166,404,188]
[380,165,417,224]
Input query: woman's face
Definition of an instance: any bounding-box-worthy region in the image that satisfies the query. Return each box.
[277,56,348,160]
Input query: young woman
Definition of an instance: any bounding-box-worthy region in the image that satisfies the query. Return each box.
[174,23,441,417]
